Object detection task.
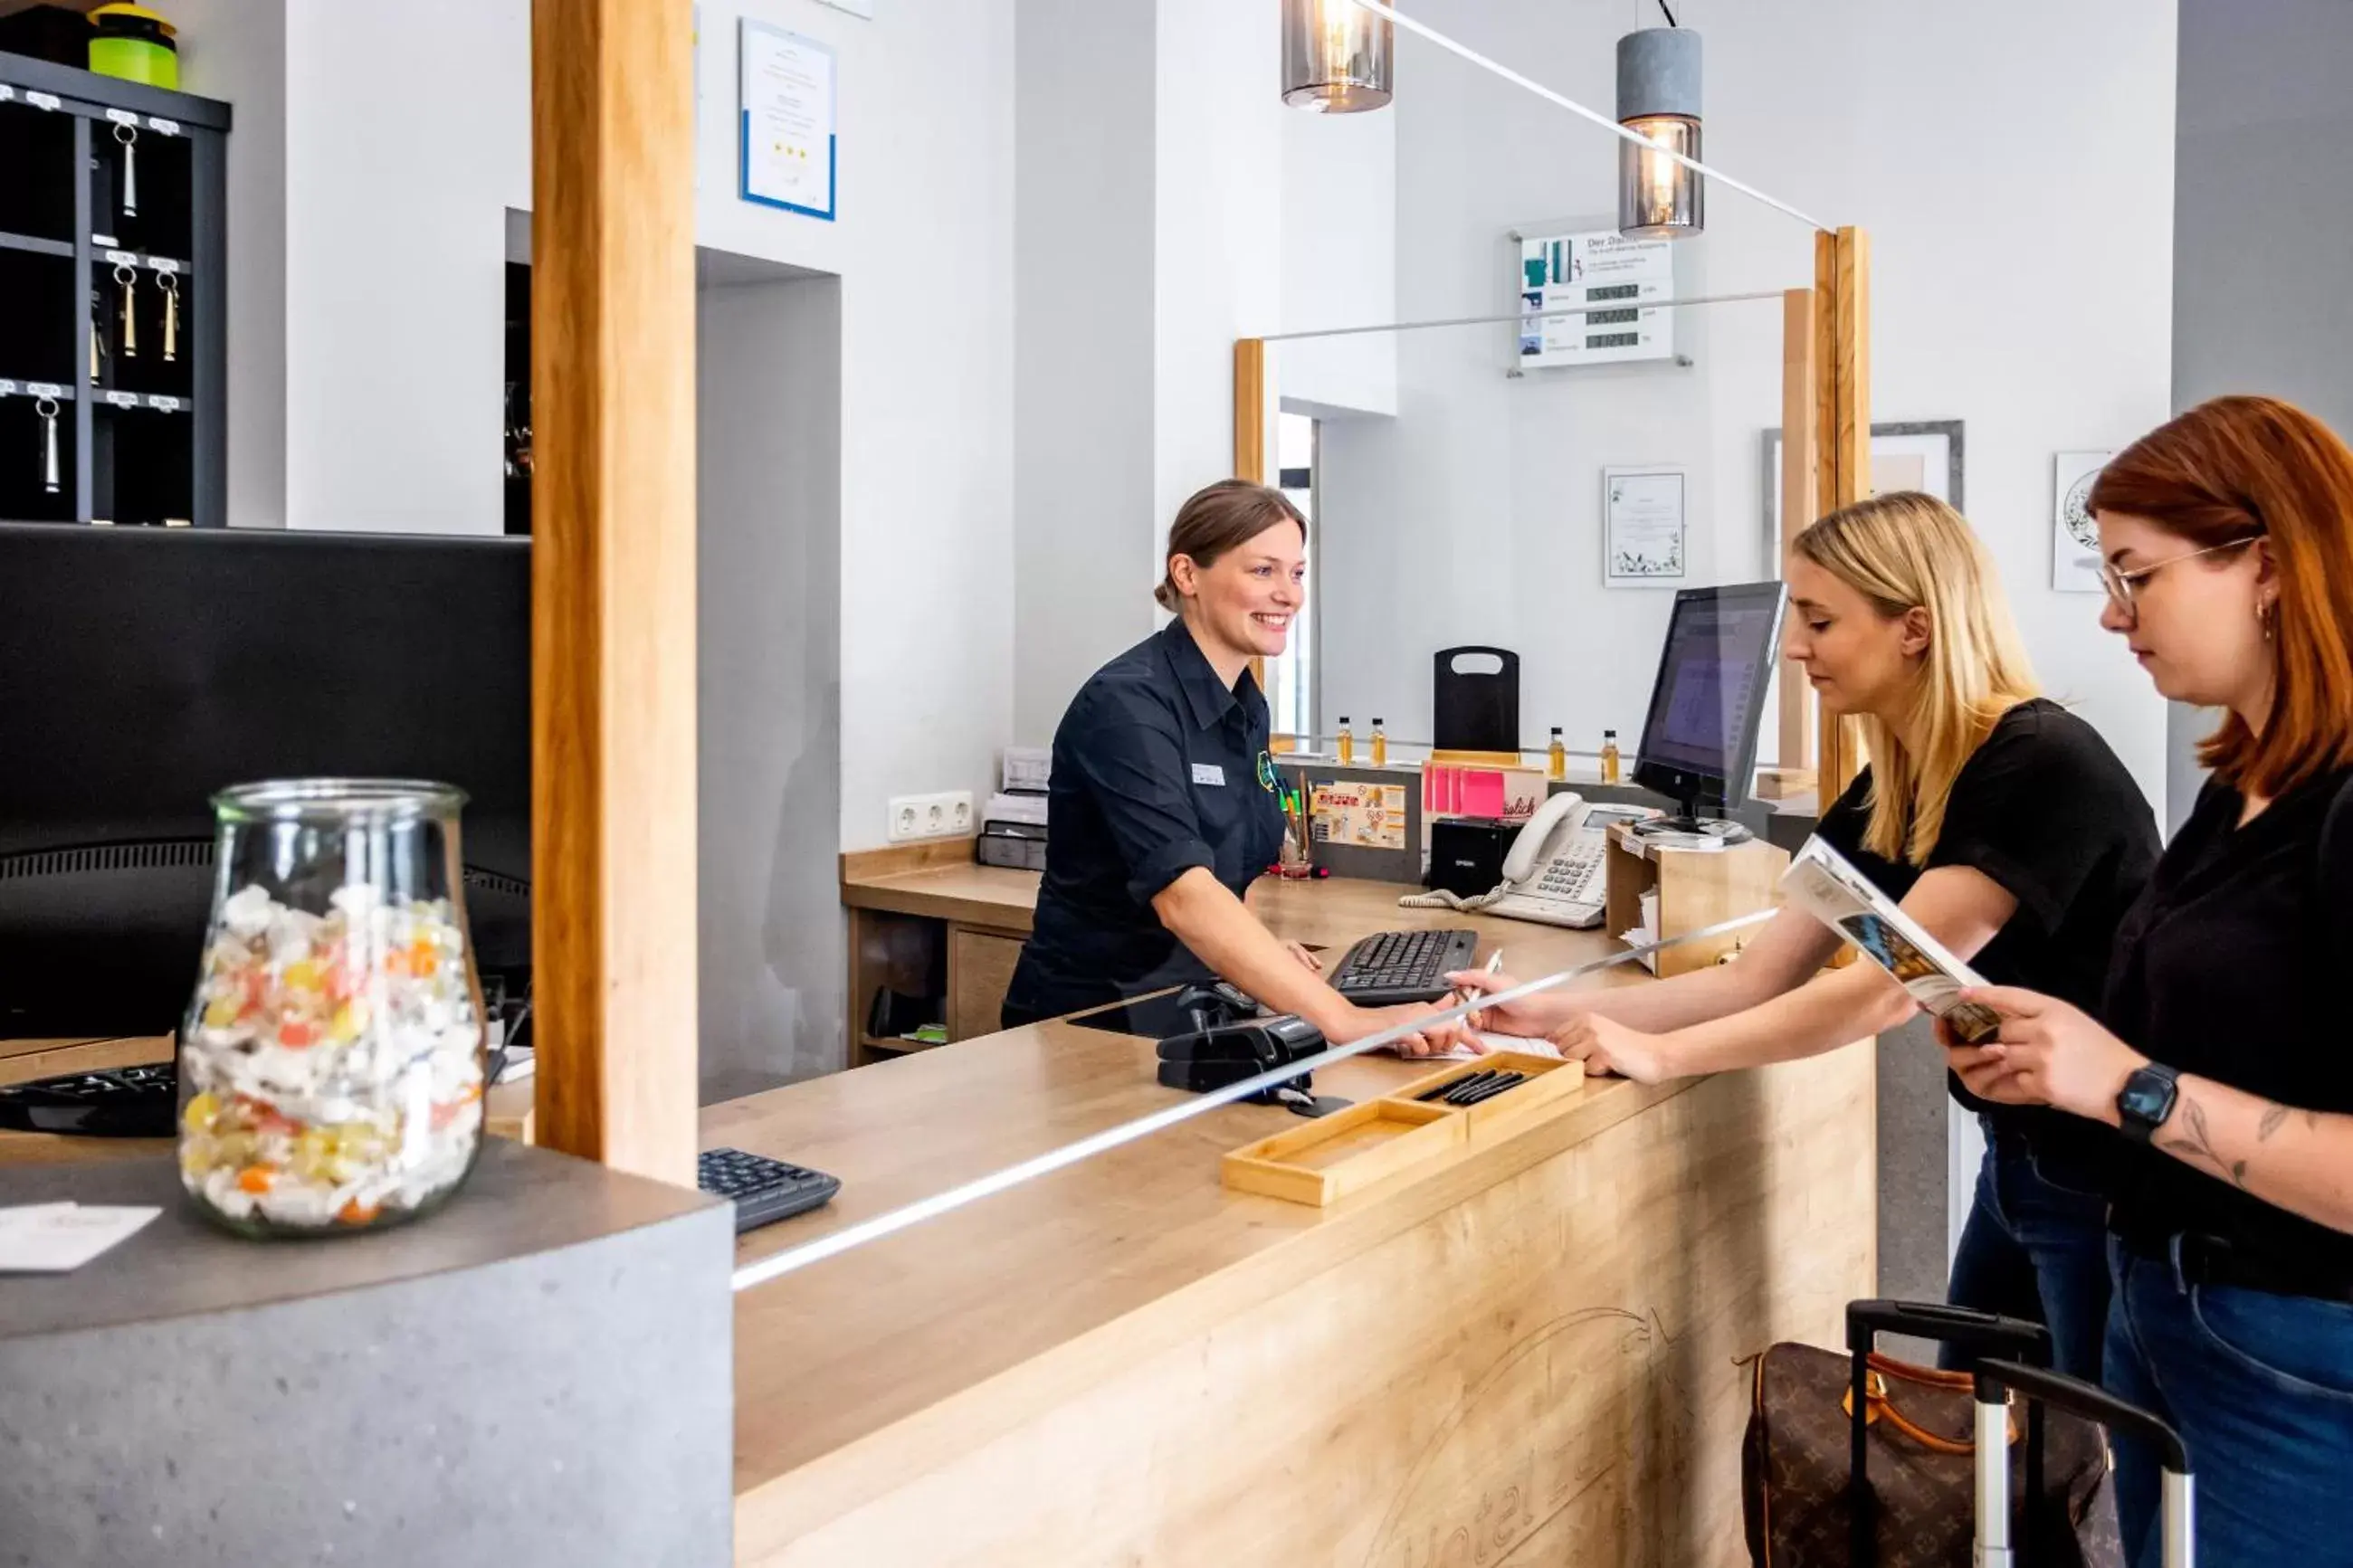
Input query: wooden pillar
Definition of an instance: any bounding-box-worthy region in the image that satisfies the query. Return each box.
[529,0,700,1185]
[1776,285,1819,787]
[1234,337,1272,698]
[1813,226,1871,800]
[1234,338,1269,483]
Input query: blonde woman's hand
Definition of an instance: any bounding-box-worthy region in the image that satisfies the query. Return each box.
[1552,1013,1681,1085]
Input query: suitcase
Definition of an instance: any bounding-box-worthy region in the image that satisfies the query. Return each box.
[1973,1358,2194,1568]
[1745,1300,2119,1566]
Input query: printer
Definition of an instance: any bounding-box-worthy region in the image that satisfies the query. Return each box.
[978,746,1051,870]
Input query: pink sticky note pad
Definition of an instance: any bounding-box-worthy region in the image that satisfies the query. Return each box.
[1461,770,1507,818]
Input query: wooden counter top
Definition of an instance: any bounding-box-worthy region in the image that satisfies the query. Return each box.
[840,857,1041,934]
[715,876,1863,1565]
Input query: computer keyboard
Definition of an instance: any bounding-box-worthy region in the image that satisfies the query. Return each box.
[0,1062,177,1136]
[698,1145,842,1234]
[1329,927,1481,1007]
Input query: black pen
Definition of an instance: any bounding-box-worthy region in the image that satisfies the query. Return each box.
[1442,1070,1502,1105]
[1430,1069,1493,1104]
[1457,1071,1525,1106]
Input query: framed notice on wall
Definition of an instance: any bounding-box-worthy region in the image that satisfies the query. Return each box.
[1513,228,1675,371]
[739,20,836,221]
[2052,451,2113,593]
[1605,466,1688,584]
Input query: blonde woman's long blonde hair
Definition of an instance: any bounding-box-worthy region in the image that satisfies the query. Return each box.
[1792,492,2041,864]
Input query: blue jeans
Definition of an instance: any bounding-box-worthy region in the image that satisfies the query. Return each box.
[1939,1123,2111,1379]
[2105,1234,2353,1568]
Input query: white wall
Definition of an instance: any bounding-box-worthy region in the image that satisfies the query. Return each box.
[1151,0,1287,545]
[281,0,529,534]
[1278,92,1397,420]
[698,273,843,1094]
[1012,0,1160,745]
[1307,0,2177,811]
[170,0,288,533]
[200,0,1016,845]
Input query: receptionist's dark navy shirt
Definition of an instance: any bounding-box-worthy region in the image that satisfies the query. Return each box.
[1003,619,1287,1022]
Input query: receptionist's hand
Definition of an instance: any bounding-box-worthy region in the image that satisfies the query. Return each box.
[1552,1013,1675,1085]
[1329,1002,1481,1058]
[1284,941,1324,975]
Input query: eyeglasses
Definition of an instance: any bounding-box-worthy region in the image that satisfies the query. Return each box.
[2096,537,2258,623]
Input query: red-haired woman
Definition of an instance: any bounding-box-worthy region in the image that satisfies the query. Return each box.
[1945,395,2353,1568]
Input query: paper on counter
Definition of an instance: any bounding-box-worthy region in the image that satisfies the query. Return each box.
[0,1202,161,1273]
[1406,1031,1563,1064]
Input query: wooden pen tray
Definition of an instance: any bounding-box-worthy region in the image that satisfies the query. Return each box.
[1222,1100,1465,1206]
[1388,1050,1586,1134]
[1220,1051,1586,1208]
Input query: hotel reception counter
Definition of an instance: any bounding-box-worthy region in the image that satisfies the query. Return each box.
[1,873,1873,1567]
[722,872,1875,1567]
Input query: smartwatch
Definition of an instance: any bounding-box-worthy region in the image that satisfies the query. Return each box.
[2116,1062,2181,1145]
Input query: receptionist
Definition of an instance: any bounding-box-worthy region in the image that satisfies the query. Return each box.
[1000,479,1444,1047]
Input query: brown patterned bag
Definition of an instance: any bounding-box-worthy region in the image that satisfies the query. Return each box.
[1742,1339,2120,1567]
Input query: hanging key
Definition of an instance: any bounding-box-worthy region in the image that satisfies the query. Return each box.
[36,396,61,495]
[159,271,179,363]
[115,122,138,218]
[90,290,106,384]
[117,264,138,358]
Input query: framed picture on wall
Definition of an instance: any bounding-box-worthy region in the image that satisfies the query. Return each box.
[1758,420,1965,570]
[1604,466,1689,584]
[2052,451,2114,593]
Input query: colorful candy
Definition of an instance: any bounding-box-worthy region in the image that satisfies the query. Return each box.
[178,881,485,1233]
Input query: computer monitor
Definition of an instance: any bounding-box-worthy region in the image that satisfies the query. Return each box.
[0,523,532,1037]
[1629,581,1786,838]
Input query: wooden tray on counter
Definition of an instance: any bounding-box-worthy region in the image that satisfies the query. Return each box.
[1220,1050,1585,1208]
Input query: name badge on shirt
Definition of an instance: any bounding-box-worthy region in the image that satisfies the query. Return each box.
[1191,763,1226,787]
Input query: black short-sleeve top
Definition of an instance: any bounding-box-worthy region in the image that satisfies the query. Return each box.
[2101,766,2353,1270]
[1813,698,2161,1178]
[1002,620,1288,1022]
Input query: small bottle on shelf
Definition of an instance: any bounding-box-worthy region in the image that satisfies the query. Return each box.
[1336,716,1354,765]
[1369,718,1387,768]
[1547,727,1567,782]
[1601,728,1622,784]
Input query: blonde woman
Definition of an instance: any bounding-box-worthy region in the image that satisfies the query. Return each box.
[1454,492,2158,1376]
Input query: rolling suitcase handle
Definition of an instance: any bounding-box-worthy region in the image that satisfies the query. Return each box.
[1844,1301,2053,1568]
[1975,1358,2194,1568]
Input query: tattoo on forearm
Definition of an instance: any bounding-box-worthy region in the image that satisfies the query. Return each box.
[2260,1103,2290,1142]
[2158,1097,2252,1190]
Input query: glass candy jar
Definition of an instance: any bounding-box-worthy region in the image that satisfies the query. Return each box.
[178,780,490,1237]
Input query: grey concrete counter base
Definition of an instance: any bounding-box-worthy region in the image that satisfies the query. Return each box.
[0,1142,733,1568]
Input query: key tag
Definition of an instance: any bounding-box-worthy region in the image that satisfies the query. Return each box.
[35,396,61,495]
[115,265,138,358]
[114,122,138,218]
[159,271,180,363]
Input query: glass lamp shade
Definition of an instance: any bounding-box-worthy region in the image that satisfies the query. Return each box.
[1619,114,1703,237]
[1281,0,1393,113]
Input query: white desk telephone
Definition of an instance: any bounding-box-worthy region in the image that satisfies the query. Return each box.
[1401,794,1658,928]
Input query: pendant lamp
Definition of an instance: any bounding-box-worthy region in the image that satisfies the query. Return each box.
[1281,0,1393,113]
[1616,25,1702,237]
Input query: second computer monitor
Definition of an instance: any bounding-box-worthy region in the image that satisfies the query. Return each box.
[1630,581,1786,831]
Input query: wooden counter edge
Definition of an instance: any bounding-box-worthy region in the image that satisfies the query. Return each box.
[732,1067,1700,1552]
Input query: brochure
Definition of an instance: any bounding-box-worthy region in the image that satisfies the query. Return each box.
[1780,837,2004,1044]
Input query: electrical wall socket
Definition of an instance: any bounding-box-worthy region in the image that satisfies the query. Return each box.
[886,790,976,842]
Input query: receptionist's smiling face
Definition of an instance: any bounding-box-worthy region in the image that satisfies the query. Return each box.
[1782,553,1929,718]
[1173,520,1307,663]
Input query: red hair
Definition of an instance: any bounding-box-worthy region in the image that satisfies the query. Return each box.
[2091,394,2353,796]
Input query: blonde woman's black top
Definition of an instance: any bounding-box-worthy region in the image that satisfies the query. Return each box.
[1814,698,2161,1180]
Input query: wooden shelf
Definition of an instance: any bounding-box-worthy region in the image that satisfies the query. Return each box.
[0,229,71,259]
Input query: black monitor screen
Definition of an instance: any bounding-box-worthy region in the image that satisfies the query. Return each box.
[1631,582,1786,811]
[0,523,531,1035]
